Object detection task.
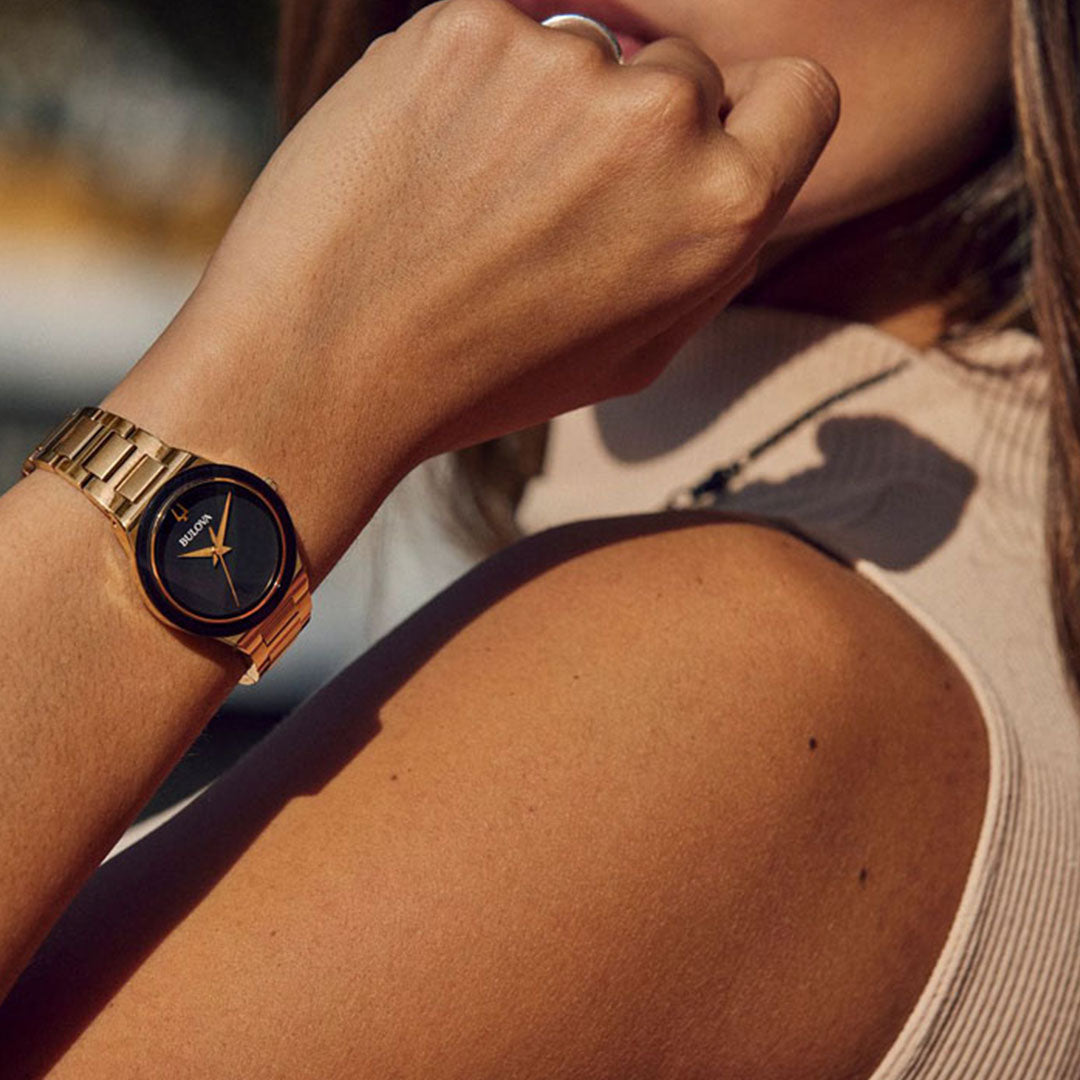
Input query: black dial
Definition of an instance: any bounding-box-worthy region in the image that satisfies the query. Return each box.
[134,464,297,637]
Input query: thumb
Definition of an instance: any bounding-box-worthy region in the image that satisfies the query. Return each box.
[718,56,840,217]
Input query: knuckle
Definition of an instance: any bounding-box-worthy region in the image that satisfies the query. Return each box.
[428,0,512,53]
[628,66,709,131]
[362,30,393,59]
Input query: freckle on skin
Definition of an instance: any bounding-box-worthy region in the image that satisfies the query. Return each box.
[390,774,398,781]
[809,737,817,751]
[944,677,954,691]
[859,867,868,885]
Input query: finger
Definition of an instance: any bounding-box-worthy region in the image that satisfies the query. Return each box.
[539,14,625,64]
[626,36,726,125]
[717,56,840,211]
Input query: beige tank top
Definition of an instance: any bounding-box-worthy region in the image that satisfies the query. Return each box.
[516,302,1080,1078]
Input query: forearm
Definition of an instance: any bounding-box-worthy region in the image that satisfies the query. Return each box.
[0,467,238,993]
[0,302,418,999]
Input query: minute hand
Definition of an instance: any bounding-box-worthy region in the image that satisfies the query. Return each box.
[217,491,233,548]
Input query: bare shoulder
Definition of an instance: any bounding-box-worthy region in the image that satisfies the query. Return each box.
[455,509,992,1077]
[4,510,990,1080]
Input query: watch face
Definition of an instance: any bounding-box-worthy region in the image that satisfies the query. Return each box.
[134,464,297,637]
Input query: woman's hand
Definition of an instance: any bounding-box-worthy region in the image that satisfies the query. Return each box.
[107,0,838,569]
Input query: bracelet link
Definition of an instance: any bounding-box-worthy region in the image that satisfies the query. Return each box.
[23,407,197,534]
[234,567,312,685]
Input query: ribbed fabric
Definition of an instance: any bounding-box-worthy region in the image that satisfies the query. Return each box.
[516,302,1080,1078]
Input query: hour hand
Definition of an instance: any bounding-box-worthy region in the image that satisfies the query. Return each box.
[179,544,221,561]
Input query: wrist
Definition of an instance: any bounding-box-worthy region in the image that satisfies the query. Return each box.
[99,286,427,588]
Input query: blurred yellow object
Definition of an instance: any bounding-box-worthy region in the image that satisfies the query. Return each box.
[0,144,249,258]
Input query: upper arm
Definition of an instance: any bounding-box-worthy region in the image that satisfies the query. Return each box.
[1,510,990,1080]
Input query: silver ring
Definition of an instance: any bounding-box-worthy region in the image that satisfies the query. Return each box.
[540,13,624,64]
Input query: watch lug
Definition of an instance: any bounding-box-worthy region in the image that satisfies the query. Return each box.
[112,517,135,555]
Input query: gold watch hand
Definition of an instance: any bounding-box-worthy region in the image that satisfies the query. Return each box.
[210,491,240,605]
[217,491,233,549]
[178,543,231,563]
[218,549,241,607]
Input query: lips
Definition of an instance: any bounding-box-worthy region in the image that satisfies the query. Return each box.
[611,30,647,60]
[507,0,668,59]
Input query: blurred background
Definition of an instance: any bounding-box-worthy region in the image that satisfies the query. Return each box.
[0,0,479,852]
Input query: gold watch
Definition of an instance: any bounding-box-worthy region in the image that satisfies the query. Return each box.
[23,405,311,685]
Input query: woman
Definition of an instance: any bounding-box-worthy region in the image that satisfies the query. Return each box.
[0,0,1076,1077]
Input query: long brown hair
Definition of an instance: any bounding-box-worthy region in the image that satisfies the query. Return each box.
[278,0,1080,704]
